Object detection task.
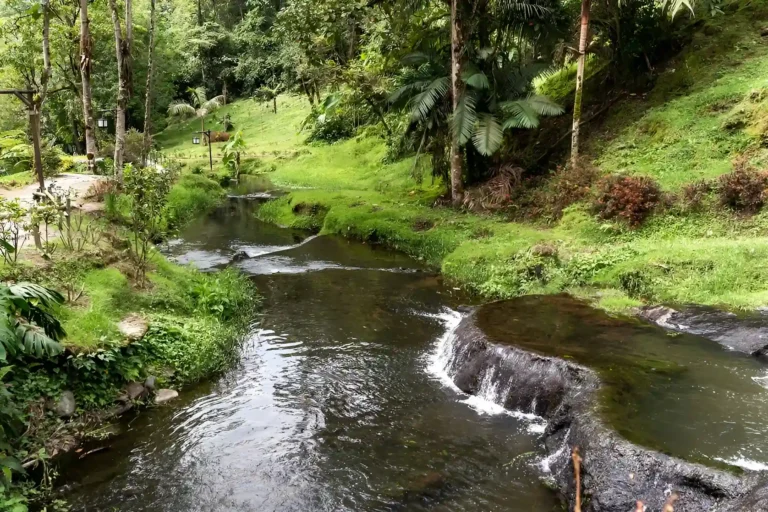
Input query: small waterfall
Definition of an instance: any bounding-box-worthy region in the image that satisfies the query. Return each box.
[427,309,547,433]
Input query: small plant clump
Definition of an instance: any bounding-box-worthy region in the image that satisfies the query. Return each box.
[716,167,768,213]
[592,175,661,227]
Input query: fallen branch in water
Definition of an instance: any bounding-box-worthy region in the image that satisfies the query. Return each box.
[572,446,582,512]
[663,493,679,512]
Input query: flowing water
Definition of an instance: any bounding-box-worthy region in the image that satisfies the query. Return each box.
[61,186,768,510]
[61,195,560,511]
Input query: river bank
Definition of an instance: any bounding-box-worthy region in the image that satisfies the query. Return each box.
[0,172,258,509]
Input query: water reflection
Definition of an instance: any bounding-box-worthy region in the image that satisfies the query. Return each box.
[62,200,559,511]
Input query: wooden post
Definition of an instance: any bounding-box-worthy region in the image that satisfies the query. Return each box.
[207,130,213,172]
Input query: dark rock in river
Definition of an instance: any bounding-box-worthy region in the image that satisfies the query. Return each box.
[444,306,766,512]
[640,305,768,360]
[231,250,249,262]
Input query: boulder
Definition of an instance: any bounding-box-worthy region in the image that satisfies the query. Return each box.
[231,250,249,262]
[125,382,147,400]
[54,390,76,419]
[155,389,179,404]
[117,314,149,341]
[144,375,157,392]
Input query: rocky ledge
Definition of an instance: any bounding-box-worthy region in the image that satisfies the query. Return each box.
[640,305,768,361]
[446,307,768,512]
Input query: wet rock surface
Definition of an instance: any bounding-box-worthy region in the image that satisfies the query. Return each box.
[448,307,766,512]
[640,305,768,359]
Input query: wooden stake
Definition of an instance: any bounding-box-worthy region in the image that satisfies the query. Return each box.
[572,446,583,512]
[662,493,679,512]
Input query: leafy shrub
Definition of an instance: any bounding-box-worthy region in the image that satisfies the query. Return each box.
[164,174,225,230]
[305,113,354,143]
[592,175,661,226]
[717,167,768,213]
[124,128,149,164]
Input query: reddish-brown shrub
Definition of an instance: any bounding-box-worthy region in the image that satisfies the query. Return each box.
[592,175,661,227]
[209,131,231,143]
[681,179,713,209]
[717,167,768,213]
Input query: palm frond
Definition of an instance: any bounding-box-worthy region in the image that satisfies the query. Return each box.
[9,283,64,307]
[452,92,477,145]
[202,95,225,112]
[189,86,208,108]
[401,52,431,66]
[472,113,504,156]
[525,94,565,116]
[463,70,490,90]
[497,0,551,19]
[167,102,196,118]
[407,77,450,122]
[500,99,540,129]
[665,0,695,17]
[389,80,431,104]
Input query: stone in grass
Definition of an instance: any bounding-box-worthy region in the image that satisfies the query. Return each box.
[155,389,179,404]
[117,313,149,342]
[54,391,76,419]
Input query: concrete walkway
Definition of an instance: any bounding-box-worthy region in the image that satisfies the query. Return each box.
[0,173,105,207]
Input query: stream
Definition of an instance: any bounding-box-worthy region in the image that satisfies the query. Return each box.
[60,186,768,510]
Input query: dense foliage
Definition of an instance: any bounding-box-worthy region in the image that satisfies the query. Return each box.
[0,0,708,197]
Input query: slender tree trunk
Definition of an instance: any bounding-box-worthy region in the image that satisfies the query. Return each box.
[301,80,314,107]
[273,96,277,114]
[109,0,128,180]
[449,0,465,206]
[142,0,157,165]
[197,0,203,25]
[30,0,53,192]
[223,81,228,104]
[570,0,591,167]
[79,0,98,164]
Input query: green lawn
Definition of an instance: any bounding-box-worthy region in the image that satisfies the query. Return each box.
[157,5,768,313]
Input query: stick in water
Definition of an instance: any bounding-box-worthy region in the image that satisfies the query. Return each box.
[663,493,679,512]
[572,446,582,512]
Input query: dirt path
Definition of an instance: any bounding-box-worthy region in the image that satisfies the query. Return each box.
[0,173,105,207]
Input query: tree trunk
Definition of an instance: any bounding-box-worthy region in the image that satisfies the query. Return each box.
[197,0,203,25]
[273,96,277,114]
[79,0,98,165]
[223,81,228,104]
[449,0,465,206]
[31,1,53,192]
[570,0,591,167]
[142,0,156,165]
[301,80,314,107]
[109,0,128,180]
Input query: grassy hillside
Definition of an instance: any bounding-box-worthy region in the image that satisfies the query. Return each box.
[157,5,768,313]
[591,2,768,189]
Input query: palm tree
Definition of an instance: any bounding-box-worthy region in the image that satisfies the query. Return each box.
[391,53,563,173]
[167,87,226,143]
[0,282,65,361]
